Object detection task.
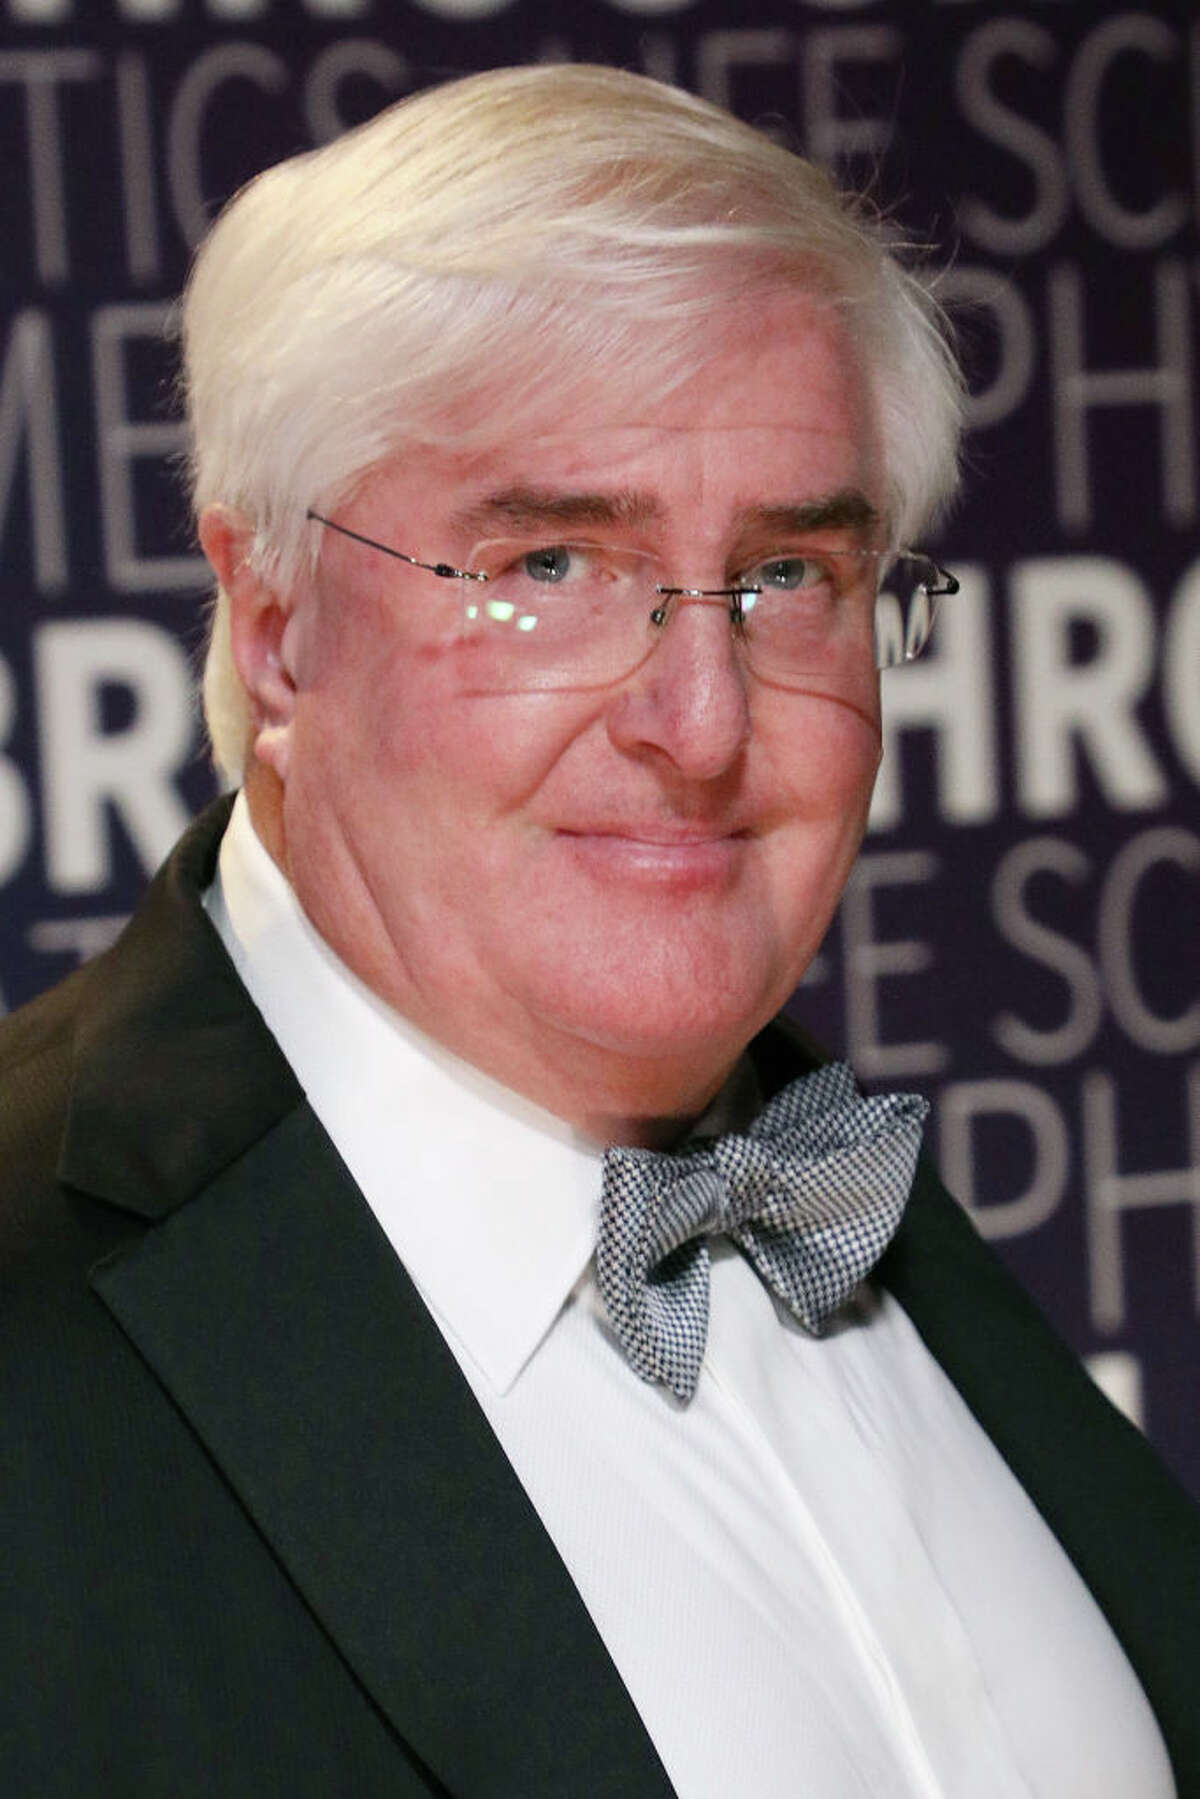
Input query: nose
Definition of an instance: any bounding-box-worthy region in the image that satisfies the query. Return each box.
[606,592,751,780]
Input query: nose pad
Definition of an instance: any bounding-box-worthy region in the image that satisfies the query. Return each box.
[608,593,751,778]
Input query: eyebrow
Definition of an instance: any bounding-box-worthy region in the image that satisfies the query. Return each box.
[734,491,882,540]
[449,487,664,539]
[449,484,881,543]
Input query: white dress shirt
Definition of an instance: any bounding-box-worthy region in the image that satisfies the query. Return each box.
[205,793,1173,1799]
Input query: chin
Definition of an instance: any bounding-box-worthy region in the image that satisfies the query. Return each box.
[527,950,785,1070]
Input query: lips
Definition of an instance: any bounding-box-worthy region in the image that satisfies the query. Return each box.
[555,826,749,889]
[558,823,749,846]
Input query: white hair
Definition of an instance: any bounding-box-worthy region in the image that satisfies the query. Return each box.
[182,62,964,780]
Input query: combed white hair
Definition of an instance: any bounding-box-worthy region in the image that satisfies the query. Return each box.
[182,62,964,780]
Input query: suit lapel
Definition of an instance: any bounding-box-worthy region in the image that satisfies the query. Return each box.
[67,804,675,1799]
[59,794,302,1217]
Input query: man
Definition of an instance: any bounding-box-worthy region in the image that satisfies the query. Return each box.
[1,63,1197,1798]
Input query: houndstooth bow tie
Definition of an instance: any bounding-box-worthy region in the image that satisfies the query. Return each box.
[596,1061,928,1402]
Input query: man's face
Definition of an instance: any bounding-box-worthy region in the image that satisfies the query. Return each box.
[266,292,884,1126]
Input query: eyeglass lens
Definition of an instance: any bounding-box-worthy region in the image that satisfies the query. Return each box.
[457,540,945,688]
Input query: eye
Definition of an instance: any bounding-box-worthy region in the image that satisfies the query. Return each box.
[739,555,825,592]
[521,545,576,584]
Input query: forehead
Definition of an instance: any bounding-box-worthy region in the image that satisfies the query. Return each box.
[355,291,881,539]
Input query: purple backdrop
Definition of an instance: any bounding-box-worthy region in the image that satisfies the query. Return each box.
[1,0,1196,1495]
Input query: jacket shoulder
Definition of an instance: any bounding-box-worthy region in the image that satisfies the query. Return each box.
[0,797,238,1276]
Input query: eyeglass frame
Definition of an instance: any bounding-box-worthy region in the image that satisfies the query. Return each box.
[303,507,959,669]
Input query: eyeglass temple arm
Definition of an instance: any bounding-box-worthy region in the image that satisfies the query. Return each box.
[306,510,487,582]
[924,563,959,597]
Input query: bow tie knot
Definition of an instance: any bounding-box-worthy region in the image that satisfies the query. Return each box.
[596,1062,928,1402]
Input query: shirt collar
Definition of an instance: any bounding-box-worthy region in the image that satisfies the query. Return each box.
[204,793,602,1396]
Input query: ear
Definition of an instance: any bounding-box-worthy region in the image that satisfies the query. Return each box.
[199,505,301,783]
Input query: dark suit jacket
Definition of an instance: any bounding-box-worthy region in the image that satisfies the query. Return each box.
[2,799,1198,1797]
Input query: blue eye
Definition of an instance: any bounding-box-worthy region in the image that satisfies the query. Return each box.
[747,557,821,592]
[522,546,574,583]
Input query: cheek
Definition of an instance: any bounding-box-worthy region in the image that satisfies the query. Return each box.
[303,635,602,847]
[765,702,881,899]
[301,577,456,768]
[829,714,882,820]
[780,692,880,819]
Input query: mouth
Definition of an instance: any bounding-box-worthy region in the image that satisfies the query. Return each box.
[568,825,745,843]
[556,825,750,889]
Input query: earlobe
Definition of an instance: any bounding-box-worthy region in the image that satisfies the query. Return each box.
[198,504,299,781]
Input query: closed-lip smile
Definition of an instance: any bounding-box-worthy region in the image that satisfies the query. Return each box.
[555,825,750,887]
[559,823,749,845]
